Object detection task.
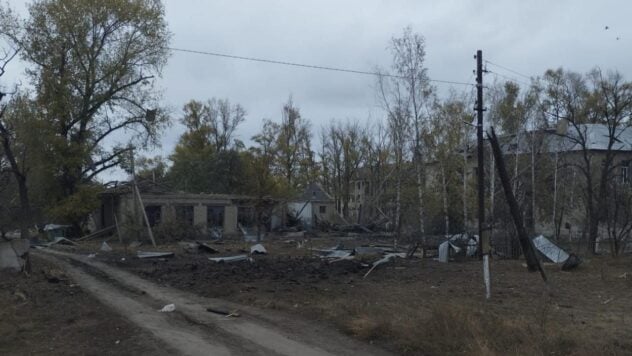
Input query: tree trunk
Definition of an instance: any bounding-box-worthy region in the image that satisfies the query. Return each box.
[0,125,31,240]
[441,164,449,236]
[463,127,468,230]
[531,133,536,233]
[414,152,425,240]
[552,151,559,240]
[395,170,401,249]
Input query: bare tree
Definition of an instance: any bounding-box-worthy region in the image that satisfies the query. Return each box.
[320,120,366,219]
[544,68,632,254]
[377,26,432,242]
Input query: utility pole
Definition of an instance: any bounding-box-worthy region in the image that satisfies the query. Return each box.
[129,146,157,248]
[475,50,491,299]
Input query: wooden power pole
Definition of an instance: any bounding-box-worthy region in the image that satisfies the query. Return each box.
[475,50,491,299]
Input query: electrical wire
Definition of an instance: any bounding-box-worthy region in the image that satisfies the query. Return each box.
[168,47,475,87]
[487,69,531,87]
[485,60,532,80]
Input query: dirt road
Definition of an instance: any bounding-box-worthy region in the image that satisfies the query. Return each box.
[34,249,390,356]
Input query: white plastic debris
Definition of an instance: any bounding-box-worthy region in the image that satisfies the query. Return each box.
[100,241,113,252]
[87,253,96,258]
[250,244,267,254]
[158,304,176,312]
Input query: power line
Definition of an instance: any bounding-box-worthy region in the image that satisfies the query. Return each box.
[487,69,531,87]
[168,47,475,87]
[485,60,532,80]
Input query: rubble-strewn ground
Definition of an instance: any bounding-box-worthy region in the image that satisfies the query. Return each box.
[0,256,173,356]
[63,235,632,355]
[8,235,632,355]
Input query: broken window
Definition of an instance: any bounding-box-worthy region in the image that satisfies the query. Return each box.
[145,205,162,227]
[238,207,255,227]
[319,205,327,214]
[175,205,194,225]
[207,206,224,227]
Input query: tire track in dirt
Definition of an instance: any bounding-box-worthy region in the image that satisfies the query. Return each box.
[35,249,391,356]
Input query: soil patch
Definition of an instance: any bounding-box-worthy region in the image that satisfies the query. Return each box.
[0,256,172,356]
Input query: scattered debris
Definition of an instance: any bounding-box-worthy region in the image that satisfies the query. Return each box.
[532,235,570,263]
[206,307,241,317]
[44,237,77,247]
[87,253,96,258]
[354,246,384,257]
[438,240,457,263]
[158,304,176,312]
[178,241,200,254]
[208,255,249,263]
[562,253,582,271]
[43,224,71,240]
[0,239,30,271]
[196,241,219,254]
[100,241,113,252]
[43,268,66,283]
[77,225,116,241]
[128,241,142,249]
[239,224,262,242]
[363,253,406,279]
[619,272,628,279]
[250,244,267,255]
[137,251,175,259]
[437,233,479,263]
[209,227,223,240]
[602,297,614,305]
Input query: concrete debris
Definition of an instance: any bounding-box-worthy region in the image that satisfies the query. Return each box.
[137,251,175,259]
[100,241,113,252]
[250,244,267,254]
[0,239,30,271]
[158,304,176,313]
[208,255,249,263]
[532,235,570,263]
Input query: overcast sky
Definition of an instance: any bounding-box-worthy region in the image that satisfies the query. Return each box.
[4,0,632,180]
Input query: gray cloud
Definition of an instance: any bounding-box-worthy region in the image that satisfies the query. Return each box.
[2,0,631,180]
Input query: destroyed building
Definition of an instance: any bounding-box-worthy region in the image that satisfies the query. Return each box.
[94,180,268,238]
[288,182,336,230]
